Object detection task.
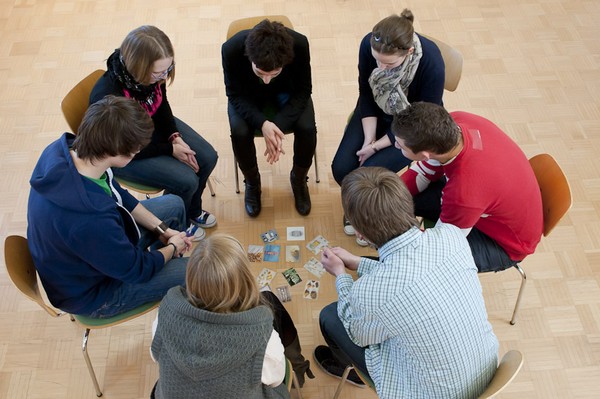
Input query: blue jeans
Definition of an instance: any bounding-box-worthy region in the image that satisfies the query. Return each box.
[331,106,411,185]
[319,302,370,378]
[112,117,218,221]
[88,195,188,318]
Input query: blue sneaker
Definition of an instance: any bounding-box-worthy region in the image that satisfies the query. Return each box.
[190,210,217,228]
[185,223,206,242]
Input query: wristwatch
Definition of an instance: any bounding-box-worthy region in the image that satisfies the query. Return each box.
[154,221,169,235]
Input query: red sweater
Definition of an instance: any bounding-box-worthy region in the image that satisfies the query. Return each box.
[401,111,543,261]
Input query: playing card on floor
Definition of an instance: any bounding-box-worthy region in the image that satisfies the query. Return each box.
[256,268,276,288]
[303,257,325,278]
[303,280,320,300]
[306,235,329,254]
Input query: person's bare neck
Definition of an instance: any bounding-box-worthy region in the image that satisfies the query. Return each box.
[70,150,107,179]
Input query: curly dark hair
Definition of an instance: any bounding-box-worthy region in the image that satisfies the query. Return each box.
[392,102,460,154]
[245,19,294,71]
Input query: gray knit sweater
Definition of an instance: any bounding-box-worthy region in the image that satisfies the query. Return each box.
[151,286,289,399]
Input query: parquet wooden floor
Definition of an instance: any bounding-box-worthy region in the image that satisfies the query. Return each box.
[1,0,599,398]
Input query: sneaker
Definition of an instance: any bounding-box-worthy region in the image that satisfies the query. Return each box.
[190,210,217,228]
[185,223,206,242]
[343,216,355,236]
[356,236,369,247]
[313,345,365,387]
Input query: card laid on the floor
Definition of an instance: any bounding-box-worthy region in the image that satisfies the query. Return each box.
[263,244,281,262]
[282,267,302,286]
[286,245,301,263]
[287,226,305,241]
[256,268,276,287]
[303,257,325,278]
[306,235,329,255]
[261,229,279,243]
[303,280,320,300]
[247,245,264,262]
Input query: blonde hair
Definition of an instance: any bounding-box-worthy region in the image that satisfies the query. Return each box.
[186,234,261,313]
[120,25,175,85]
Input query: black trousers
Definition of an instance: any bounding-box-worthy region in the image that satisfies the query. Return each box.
[227,99,317,172]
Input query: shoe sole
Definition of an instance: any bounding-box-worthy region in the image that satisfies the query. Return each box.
[191,218,217,228]
[343,226,355,236]
[313,353,366,388]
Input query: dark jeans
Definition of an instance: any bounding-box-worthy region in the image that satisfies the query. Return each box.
[319,302,370,378]
[331,106,411,185]
[261,291,297,347]
[113,118,218,221]
[227,98,317,172]
[413,180,517,272]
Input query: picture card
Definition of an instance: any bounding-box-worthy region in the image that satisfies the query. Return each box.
[275,285,292,303]
[261,229,279,243]
[303,280,320,300]
[285,245,301,263]
[306,235,329,255]
[247,245,264,262]
[256,268,276,288]
[263,244,281,262]
[303,257,325,278]
[282,267,302,286]
[287,226,305,241]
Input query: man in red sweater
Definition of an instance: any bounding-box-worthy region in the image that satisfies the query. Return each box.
[392,102,543,272]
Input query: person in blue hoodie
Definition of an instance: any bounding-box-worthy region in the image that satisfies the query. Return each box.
[27,95,193,318]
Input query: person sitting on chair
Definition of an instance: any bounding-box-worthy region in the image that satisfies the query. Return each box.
[27,96,192,318]
[392,102,544,272]
[330,10,445,243]
[315,167,499,398]
[150,234,293,399]
[222,19,317,217]
[90,25,218,241]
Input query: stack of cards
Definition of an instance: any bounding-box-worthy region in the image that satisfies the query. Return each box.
[303,257,325,278]
[307,235,329,255]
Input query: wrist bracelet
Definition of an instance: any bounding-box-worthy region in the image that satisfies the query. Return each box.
[168,243,178,260]
[168,132,181,143]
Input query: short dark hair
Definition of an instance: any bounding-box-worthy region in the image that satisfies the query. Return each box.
[72,95,153,162]
[342,167,417,247]
[370,10,415,56]
[245,19,294,71]
[392,102,460,154]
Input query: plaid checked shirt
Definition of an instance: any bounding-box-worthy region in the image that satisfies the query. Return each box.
[336,224,498,398]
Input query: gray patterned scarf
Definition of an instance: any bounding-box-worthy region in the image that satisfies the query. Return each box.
[368,33,423,115]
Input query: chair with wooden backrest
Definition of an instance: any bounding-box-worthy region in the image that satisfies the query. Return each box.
[284,357,303,399]
[478,350,524,398]
[226,16,320,193]
[506,153,572,324]
[333,363,375,399]
[4,235,159,397]
[421,34,464,92]
[60,70,215,198]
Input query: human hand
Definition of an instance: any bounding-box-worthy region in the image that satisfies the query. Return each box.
[356,145,376,166]
[168,231,192,256]
[261,121,285,164]
[320,247,347,277]
[329,247,361,271]
[172,142,199,172]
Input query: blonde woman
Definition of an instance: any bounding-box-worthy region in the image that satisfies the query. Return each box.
[91,25,218,241]
[150,234,290,398]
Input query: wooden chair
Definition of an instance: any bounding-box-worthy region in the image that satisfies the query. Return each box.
[506,153,572,324]
[478,350,524,398]
[333,363,375,399]
[421,34,464,92]
[284,357,304,399]
[60,69,215,198]
[226,16,320,193]
[4,235,159,397]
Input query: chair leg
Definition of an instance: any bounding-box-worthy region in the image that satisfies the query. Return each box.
[313,151,320,183]
[510,264,527,325]
[234,157,240,194]
[207,177,216,197]
[82,328,103,397]
[333,365,353,399]
[291,370,303,399]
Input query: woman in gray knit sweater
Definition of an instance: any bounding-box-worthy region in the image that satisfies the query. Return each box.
[151,234,290,398]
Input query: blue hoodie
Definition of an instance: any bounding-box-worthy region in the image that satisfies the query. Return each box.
[27,133,164,315]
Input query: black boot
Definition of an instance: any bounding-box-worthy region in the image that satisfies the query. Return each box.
[242,166,261,217]
[290,165,311,216]
[284,336,315,388]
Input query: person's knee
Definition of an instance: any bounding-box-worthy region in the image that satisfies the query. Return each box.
[331,160,348,186]
[319,302,339,334]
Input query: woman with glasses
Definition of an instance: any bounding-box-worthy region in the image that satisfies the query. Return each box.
[330,10,445,244]
[91,25,218,241]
